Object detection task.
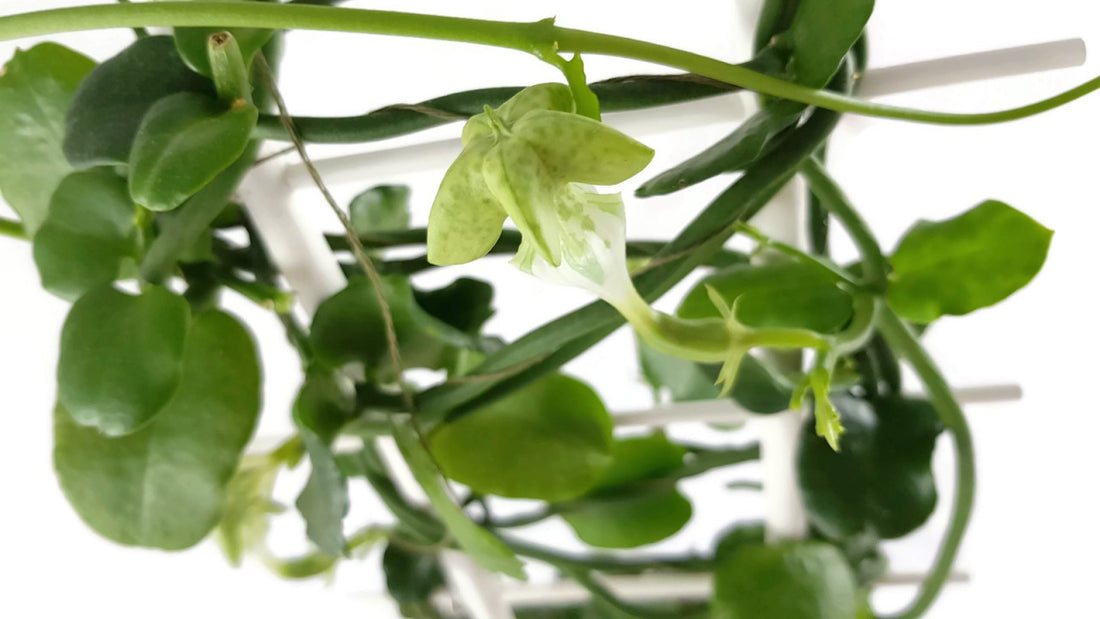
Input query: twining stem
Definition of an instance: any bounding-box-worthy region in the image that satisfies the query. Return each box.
[2,2,1098,126]
[0,216,27,240]
[877,310,975,619]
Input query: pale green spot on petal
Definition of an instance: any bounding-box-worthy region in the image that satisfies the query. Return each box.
[514,110,654,185]
[426,137,507,265]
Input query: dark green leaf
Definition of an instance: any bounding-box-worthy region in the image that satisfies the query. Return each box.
[713,520,765,563]
[349,184,411,234]
[64,36,214,168]
[414,277,495,335]
[712,541,859,619]
[797,394,942,540]
[129,92,258,211]
[430,374,613,502]
[0,43,96,235]
[383,543,445,605]
[32,170,138,301]
[635,102,801,197]
[54,310,261,549]
[678,262,853,333]
[57,285,190,436]
[887,200,1052,323]
[393,421,526,579]
[787,0,875,87]
[293,372,355,556]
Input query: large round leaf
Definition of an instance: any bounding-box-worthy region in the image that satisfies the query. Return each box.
[797,394,942,540]
[64,36,214,168]
[57,285,190,436]
[55,310,261,549]
[712,541,859,619]
[430,374,613,502]
[129,92,258,211]
[33,169,138,301]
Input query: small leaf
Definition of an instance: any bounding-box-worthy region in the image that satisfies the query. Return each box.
[217,454,283,566]
[393,421,526,580]
[430,374,613,502]
[712,541,860,619]
[64,36,214,168]
[636,102,801,197]
[787,0,875,87]
[382,543,445,605]
[129,92,258,211]
[57,285,190,436]
[678,262,853,333]
[32,170,139,301]
[54,310,261,549]
[0,43,96,235]
[349,184,411,234]
[414,277,495,335]
[797,394,942,540]
[887,200,1053,323]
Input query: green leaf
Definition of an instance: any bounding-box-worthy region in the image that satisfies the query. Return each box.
[636,102,801,197]
[713,520,765,563]
[887,200,1052,323]
[712,541,859,619]
[797,394,942,540]
[787,0,875,87]
[562,434,692,548]
[414,277,495,335]
[129,92,258,211]
[393,421,526,580]
[64,36,214,169]
[678,262,853,333]
[54,310,261,549]
[57,285,190,436]
[382,543,445,605]
[216,454,284,566]
[349,184,411,234]
[173,1,273,78]
[430,374,613,502]
[293,372,355,556]
[32,170,138,301]
[0,43,96,235]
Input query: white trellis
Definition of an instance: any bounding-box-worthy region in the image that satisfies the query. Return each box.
[244,38,1084,618]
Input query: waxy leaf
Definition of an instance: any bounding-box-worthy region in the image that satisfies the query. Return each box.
[0,43,96,235]
[679,262,853,333]
[798,395,942,540]
[55,310,261,549]
[58,285,190,436]
[393,421,526,579]
[349,184,411,234]
[129,92,258,211]
[65,36,214,168]
[33,170,138,301]
[712,541,859,619]
[562,434,692,548]
[887,200,1052,323]
[788,0,875,87]
[430,374,613,502]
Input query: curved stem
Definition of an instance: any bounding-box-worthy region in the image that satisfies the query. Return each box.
[1,2,1096,126]
[876,309,976,619]
[0,216,27,241]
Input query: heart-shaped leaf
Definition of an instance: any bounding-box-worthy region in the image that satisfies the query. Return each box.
[55,310,261,549]
[57,285,190,436]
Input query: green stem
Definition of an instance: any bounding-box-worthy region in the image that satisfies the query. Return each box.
[876,309,975,619]
[3,3,1098,125]
[0,216,27,240]
[502,537,713,574]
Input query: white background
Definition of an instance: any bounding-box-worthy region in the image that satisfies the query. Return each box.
[2,1,1099,617]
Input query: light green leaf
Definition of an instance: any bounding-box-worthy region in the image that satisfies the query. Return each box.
[129,92,257,211]
[513,110,653,186]
[788,0,874,87]
[64,36,214,169]
[55,310,261,549]
[217,454,284,566]
[57,285,190,436]
[426,138,507,265]
[678,262,853,333]
[393,421,526,580]
[32,170,138,301]
[712,541,859,619]
[349,184,411,234]
[887,200,1052,323]
[0,43,96,235]
[430,374,613,502]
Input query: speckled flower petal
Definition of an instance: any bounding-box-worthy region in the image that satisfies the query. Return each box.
[482,138,563,266]
[514,110,654,186]
[426,137,507,265]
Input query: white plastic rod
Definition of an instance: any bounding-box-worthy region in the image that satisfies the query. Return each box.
[238,155,515,619]
[284,38,1086,190]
